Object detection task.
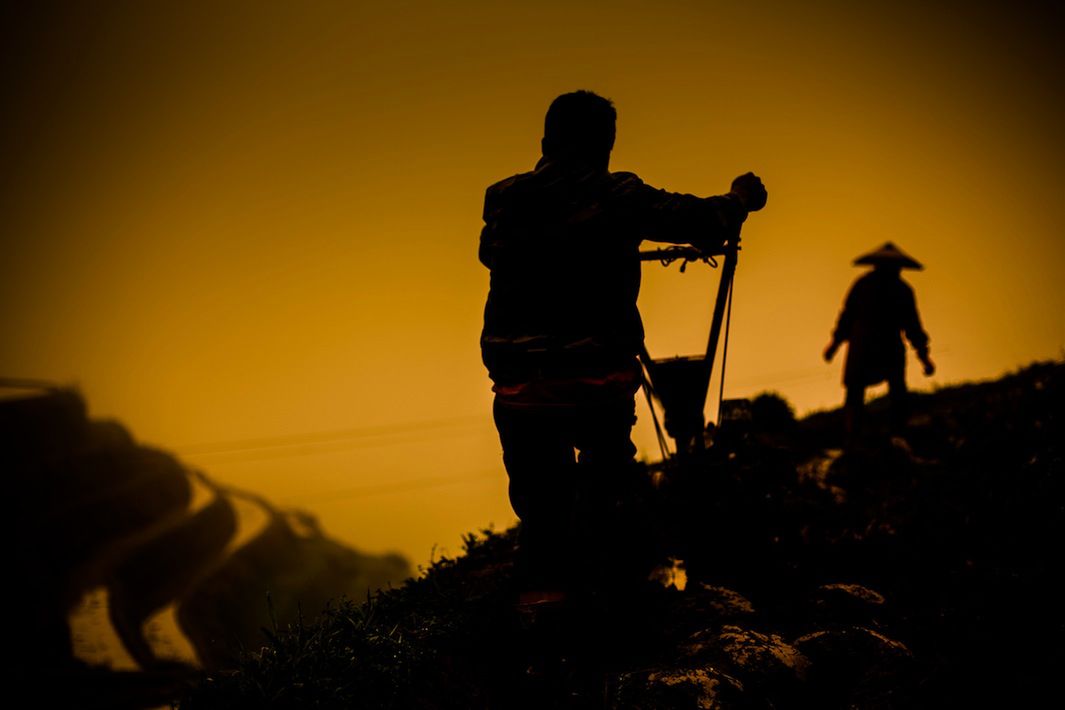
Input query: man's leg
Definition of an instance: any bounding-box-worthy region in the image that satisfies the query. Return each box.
[493,398,578,588]
[573,396,638,501]
[572,396,642,587]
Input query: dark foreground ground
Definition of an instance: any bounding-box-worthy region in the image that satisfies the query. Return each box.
[183,362,1064,706]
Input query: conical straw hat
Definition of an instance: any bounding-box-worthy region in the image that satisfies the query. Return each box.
[853,241,923,270]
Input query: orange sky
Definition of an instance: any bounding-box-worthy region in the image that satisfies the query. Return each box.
[2,1,1063,567]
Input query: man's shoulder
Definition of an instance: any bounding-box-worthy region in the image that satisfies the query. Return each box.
[608,170,644,184]
[482,171,538,220]
[486,170,537,198]
[482,169,653,222]
[487,168,645,194]
[854,272,915,296]
[606,170,648,193]
[854,271,876,285]
[848,271,878,297]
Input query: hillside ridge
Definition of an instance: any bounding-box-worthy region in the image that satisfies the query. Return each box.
[180,361,1064,708]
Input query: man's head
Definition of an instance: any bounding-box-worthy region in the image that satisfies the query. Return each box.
[542,90,616,170]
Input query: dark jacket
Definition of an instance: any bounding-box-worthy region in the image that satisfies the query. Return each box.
[831,270,930,387]
[480,157,747,386]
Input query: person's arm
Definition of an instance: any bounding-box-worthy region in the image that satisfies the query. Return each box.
[615,172,767,250]
[824,284,857,362]
[902,285,935,375]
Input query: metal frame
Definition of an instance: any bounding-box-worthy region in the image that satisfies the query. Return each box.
[637,238,741,458]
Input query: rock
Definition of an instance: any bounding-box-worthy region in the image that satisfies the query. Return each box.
[681,624,811,704]
[813,583,886,625]
[794,625,910,667]
[615,665,749,710]
[794,626,914,708]
[680,583,756,621]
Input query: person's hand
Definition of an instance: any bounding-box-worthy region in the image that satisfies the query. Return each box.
[729,172,768,212]
[823,341,838,363]
[922,356,936,377]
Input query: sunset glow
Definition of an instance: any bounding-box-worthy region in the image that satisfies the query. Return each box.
[2,1,1062,566]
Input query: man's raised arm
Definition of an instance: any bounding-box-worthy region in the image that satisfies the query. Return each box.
[616,171,767,250]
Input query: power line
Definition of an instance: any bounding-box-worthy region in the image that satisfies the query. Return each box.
[278,468,502,505]
[181,426,496,465]
[173,413,489,457]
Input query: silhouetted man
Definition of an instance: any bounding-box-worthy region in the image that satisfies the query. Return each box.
[824,242,935,439]
[479,90,767,598]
